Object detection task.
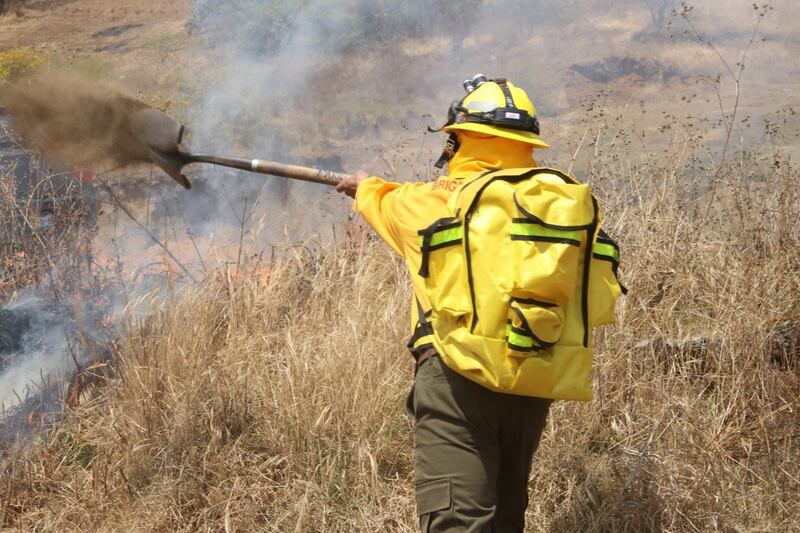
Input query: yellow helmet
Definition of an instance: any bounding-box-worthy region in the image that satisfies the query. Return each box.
[440,76,549,149]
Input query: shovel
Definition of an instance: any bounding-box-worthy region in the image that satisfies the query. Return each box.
[129,108,350,190]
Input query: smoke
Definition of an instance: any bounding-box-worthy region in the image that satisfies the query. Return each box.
[0,1,493,418]
[174,0,513,240]
[0,71,153,170]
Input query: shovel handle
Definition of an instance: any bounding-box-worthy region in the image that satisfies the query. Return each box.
[190,154,348,186]
[252,158,349,186]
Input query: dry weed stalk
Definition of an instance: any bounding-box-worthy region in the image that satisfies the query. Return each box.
[0,164,96,300]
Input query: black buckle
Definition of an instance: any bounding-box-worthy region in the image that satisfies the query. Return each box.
[433,133,459,169]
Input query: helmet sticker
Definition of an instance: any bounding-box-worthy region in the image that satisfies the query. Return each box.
[466,101,496,112]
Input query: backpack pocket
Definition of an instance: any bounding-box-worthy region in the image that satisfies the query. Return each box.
[507,297,565,355]
[418,218,470,318]
[510,182,593,305]
[589,235,625,326]
[510,217,583,304]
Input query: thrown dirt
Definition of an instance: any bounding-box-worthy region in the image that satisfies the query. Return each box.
[0,70,154,169]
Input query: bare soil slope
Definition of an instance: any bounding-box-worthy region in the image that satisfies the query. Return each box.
[0,0,189,90]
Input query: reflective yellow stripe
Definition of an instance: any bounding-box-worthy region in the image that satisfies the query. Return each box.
[506,325,533,349]
[420,226,464,248]
[511,222,581,242]
[412,334,435,349]
[593,242,619,263]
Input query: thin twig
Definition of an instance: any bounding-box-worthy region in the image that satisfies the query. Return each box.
[0,184,61,300]
[568,121,591,174]
[682,6,767,222]
[378,151,397,179]
[98,179,197,284]
[235,195,248,281]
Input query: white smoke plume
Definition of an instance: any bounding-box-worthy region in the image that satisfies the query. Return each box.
[179,0,800,186]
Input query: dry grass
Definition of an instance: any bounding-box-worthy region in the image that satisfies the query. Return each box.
[1,236,418,530]
[0,164,96,299]
[1,136,799,531]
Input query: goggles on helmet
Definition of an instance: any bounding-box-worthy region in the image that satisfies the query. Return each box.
[454,105,540,135]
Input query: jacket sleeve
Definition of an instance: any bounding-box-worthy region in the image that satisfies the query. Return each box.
[353,177,405,256]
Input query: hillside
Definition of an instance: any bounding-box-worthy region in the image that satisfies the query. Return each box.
[1,1,799,531]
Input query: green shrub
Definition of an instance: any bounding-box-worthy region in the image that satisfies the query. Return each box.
[0,48,46,81]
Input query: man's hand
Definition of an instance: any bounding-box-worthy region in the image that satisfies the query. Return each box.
[336,170,369,198]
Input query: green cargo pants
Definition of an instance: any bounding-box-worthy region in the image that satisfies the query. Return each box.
[408,354,552,533]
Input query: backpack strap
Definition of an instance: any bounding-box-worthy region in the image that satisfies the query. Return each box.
[407,297,435,358]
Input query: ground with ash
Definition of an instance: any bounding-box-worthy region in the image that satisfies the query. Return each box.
[0,307,30,360]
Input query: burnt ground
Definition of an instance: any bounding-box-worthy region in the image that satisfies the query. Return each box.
[0,111,99,244]
[0,307,31,360]
[570,56,684,85]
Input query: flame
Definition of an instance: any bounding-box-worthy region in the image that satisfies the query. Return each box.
[73,167,95,184]
[66,372,84,409]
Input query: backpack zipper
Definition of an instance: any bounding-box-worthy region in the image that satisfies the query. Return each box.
[581,197,600,347]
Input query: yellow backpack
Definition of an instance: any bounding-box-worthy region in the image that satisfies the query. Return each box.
[414,167,624,401]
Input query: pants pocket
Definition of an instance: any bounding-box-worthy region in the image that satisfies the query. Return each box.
[405,383,416,417]
[416,478,454,532]
[507,297,565,355]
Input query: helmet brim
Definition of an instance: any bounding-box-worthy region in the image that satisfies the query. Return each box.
[444,122,550,149]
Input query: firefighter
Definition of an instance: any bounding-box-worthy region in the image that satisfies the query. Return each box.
[337,75,556,532]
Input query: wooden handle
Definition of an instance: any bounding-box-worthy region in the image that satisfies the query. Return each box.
[251,159,349,186]
[189,154,349,186]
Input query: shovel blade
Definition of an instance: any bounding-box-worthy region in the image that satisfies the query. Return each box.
[130,108,184,152]
[147,147,193,189]
[130,108,192,188]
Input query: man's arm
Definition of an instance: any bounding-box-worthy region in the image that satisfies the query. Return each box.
[335,170,405,256]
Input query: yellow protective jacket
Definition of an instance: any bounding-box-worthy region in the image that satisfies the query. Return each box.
[354,134,622,400]
[354,134,538,338]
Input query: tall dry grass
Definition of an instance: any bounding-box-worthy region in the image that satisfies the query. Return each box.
[1,135,799,532]
[0,160,97,300]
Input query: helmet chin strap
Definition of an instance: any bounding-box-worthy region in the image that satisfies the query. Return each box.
[434,133,460,169]
[429,98,467,170]
[428,99,468,134]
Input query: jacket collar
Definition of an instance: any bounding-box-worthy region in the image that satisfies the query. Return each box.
[446,133,537,179]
